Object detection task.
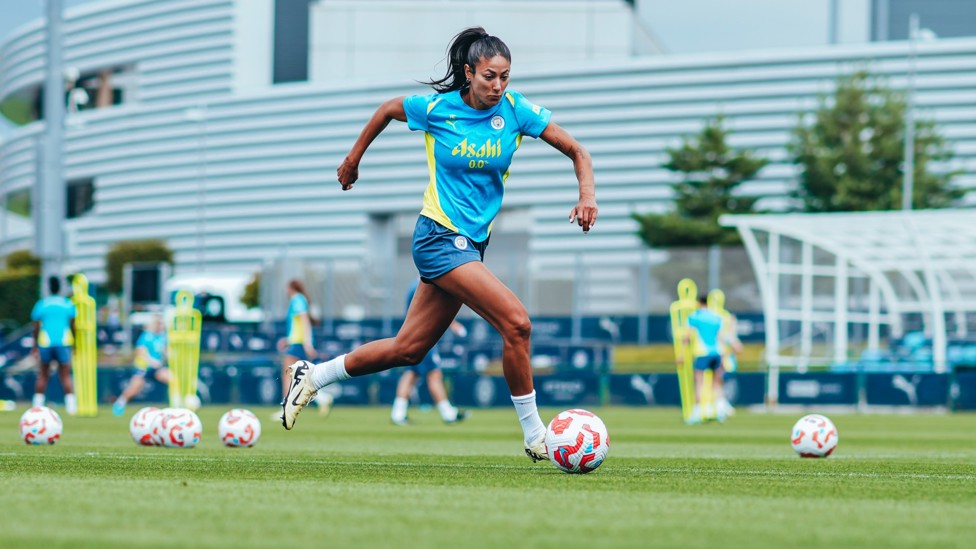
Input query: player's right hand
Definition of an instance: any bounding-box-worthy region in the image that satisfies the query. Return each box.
[337,157,359,191]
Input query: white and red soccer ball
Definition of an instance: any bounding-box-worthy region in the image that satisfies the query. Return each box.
[218,408,262,448]
[791,414,839,458]
[129,406,161,446]
[19,406,63,445]
[148,408,202,448]
[545,409,610,474]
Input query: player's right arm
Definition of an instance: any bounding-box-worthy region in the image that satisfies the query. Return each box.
[337,97,407,191]
[135,344,162,369]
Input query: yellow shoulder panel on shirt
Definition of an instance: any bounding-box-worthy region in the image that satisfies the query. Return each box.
[505,93,515,107]
[419,132,459,232]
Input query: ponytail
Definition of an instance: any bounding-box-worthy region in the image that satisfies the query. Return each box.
[423,26,511,94]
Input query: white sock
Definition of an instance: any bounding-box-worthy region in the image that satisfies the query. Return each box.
[511,391,546,444]
[64,393,78,415]
[32,393,45,408]
[391,396,409,421]
[436,399,457,422]
[116,397,128,406]
[309,354,350,391]
[314,392,333,407]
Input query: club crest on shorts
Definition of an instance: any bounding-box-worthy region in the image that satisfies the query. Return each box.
[454,236,469,250]
[491,116,505,130]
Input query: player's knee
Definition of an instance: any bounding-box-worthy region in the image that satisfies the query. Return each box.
[501,312,532,344]
[396,343,429,366]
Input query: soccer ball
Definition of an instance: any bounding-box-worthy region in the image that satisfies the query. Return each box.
[545,409,610,474]
[147,407,176,446]
[129,407,161,446]
[158,408,203,448]
[19,406,63,445]
[791,414,839,458]
[218,408,262,448]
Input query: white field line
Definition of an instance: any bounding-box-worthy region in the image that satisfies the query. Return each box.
[1,452,974,481]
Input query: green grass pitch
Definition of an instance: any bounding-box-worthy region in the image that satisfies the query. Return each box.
[2,406,975,548]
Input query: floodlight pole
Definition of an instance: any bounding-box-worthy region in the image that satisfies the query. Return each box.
[902,13,919,211]
[36,0,66,295]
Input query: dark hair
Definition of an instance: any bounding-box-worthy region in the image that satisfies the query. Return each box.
[287,279,307,299]
[698,295,708,305]
[48,276,61,295]
[424,26,511,93]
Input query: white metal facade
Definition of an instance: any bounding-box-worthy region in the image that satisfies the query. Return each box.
[723,210,976,383]
[1,0,975,315]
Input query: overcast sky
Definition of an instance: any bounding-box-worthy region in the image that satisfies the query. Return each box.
[0,0,871,138]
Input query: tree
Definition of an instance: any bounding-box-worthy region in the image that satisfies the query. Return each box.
[241,272,260,309]
[0,250,40,325]
[632,116,768,247]
[789,70,963,212]
[104,239,173,294]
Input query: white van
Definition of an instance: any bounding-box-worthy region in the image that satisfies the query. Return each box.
[163,272,264,323]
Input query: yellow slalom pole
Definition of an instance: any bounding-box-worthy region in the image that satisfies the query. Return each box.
[669,278,698,423]
[71,274,98,417]
[167,290,202,408]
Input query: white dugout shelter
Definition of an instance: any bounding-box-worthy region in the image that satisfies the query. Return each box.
[721,210,976,402]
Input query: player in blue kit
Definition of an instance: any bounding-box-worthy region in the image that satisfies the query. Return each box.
[31,276,78,414]
[112,313,170,416]
[687,296,733,423]
[283,26,597,463]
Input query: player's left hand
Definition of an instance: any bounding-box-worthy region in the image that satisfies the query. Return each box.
[570,196,598,233]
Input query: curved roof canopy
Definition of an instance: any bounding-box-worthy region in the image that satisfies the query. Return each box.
[721,209,976,375]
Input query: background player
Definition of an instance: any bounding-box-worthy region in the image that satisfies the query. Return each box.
[276,279,332,416]
[112,313,169,416]
[31,276,77,414]
[687,295,731,423]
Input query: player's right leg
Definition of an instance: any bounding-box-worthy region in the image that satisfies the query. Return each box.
[282,282,461,430]
[113,371,147,416]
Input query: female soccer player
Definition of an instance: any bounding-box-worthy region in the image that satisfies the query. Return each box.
[276,279,331,416]
[282,26,597,462]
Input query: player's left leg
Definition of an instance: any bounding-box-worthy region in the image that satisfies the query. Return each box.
[391,369,418,425]
[714,365,734,420]
[33,356,52,408]
[282,282,460,430]
[56,351,77,415]
[426,368,467,424]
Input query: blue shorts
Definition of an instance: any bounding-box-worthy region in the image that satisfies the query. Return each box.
[133,366,164,380]
[412,216,488,281]
[284,344,308,361]
[407,349,440,377]
[38,346,72,365]
[694,355,722,371]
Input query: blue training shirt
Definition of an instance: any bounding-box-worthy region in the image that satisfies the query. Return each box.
[403,89,552,242]
[135,330,167,366]
[31,296,76,348]
[286,294,309,345]
[688,308,723,358]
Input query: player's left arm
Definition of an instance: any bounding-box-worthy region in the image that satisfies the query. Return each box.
[539,122,597,233]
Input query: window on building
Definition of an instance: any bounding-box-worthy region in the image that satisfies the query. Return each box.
[66,178,94,218]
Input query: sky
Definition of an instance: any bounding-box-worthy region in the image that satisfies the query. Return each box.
[0,0,871,138]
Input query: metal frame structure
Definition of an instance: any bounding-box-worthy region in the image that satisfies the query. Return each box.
[722,210,976,403]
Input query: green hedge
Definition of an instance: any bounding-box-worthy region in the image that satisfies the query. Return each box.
[0,269,40,326]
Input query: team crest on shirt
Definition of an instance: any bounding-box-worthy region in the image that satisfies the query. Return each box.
[490,115,505,130]
[454,236,469,250]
